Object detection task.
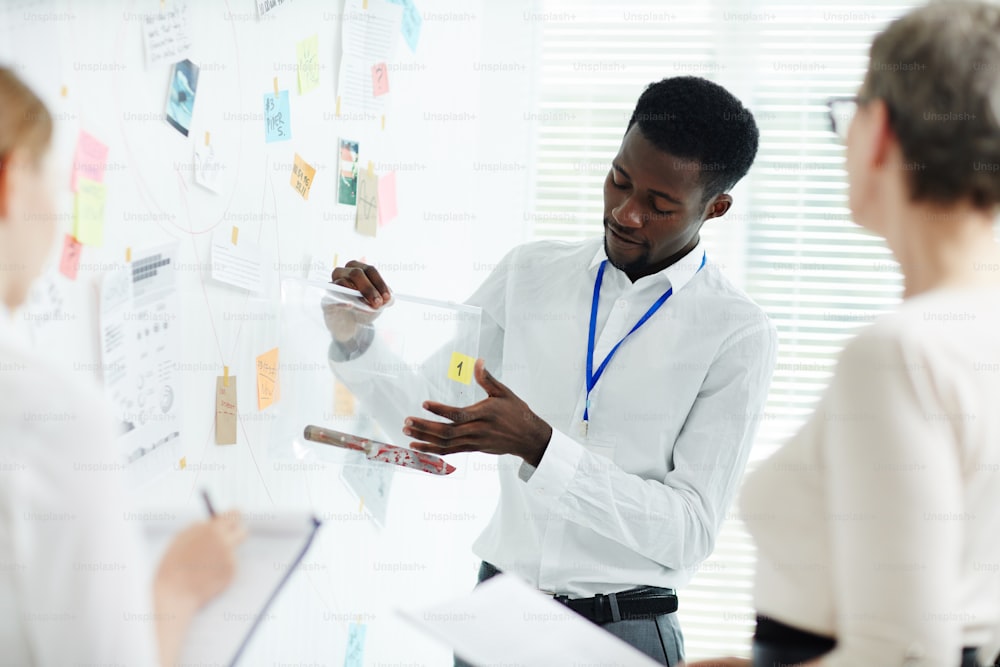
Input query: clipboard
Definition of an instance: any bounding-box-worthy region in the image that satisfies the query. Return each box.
[143,512,322,666]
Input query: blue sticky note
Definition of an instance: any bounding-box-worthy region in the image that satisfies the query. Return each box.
[401,2,421,52]
[264,90,291,143]
[343,622,366,667]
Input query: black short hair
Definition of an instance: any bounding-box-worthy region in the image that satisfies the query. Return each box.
[627,77,759,202]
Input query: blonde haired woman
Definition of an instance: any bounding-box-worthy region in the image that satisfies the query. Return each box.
[690,1,1000,666]
[0,68,245,665]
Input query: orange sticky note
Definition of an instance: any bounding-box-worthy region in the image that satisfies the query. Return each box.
[333,380,356,417]
[58,234,82,280]
[377,171,397,226]
[215,376,238,445]
[290,153,317,200]
[256,347,280,410]
[371,62,389,97]
[448,352,475,385]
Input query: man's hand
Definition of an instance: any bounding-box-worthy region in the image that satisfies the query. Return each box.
[331,260,392,308]
[403,358,553,467]
[323,260,392,343]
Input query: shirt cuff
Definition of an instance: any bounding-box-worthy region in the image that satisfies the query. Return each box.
[327,325,376,363]
[519,428,585,500]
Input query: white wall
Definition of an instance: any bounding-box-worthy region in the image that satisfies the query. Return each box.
[1,0,537,664]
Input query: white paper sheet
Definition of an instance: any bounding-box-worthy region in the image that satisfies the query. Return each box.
[142,2,192,69]
[398,574,663,667]
[336,0,402,118]
[144,513,321,666]
[211,230,263,294]
[99,243,182,468]
[194,141,223,193]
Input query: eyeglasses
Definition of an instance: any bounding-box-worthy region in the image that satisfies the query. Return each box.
[827,97,858,142]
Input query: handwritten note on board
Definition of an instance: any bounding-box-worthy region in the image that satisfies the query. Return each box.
[343,622,367,667]
[142,2,193,69]
[73,178,107,246]
[256,348,280,410]
[371,62,389,97]
[290,154,316,200]
[264,91,291,143]
[355,170,378,237]
[71,131,108,192]
[297,34,321,94]
[215,376,238,445]
[401,1,422,52]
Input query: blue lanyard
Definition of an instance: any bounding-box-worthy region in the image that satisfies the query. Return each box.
[583,252,706,426]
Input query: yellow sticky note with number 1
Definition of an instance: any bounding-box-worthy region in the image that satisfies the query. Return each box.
[448,352,475,385]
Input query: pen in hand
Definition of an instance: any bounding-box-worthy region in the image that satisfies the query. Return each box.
[201,489,217,518]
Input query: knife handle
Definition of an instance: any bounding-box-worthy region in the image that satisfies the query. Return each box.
[303,425,367,452]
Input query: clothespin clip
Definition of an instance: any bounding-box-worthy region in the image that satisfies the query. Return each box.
[223,366,230,387]
[125,247,132,263]
[273,77,279,98]
[231,226,239,245]
[204,131,211,146]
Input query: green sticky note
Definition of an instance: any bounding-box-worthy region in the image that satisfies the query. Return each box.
[74,178,107,246]
[297,34,320,94]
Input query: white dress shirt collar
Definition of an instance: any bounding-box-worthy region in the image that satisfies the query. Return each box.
[588,239,706,294]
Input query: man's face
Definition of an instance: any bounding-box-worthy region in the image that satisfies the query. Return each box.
[602,125,730,280]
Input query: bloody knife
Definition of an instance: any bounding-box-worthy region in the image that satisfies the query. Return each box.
[303,425,456,476]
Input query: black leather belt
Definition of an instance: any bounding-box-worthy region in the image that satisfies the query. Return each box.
[554,586,678,625]
[477,561,677,626]
[753,616,981,667]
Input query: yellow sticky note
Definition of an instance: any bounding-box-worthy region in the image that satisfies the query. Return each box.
[448,352,475,385]
[333,380,356,417]
[73,178,107,246]
[296,34,320,94]
[290,153,317,200]
[256,347,280,410]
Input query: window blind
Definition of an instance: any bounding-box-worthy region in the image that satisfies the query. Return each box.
[530,1,918,658]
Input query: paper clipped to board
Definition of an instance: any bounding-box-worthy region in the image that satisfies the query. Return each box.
[210,229,263,294]
[142,1,193,69]
[337,0,401,116]
[216,376,237,444]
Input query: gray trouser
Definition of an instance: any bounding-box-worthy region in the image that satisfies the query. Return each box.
[454,562,685,667]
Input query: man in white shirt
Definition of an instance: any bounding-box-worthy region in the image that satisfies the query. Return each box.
[329,76,777,665]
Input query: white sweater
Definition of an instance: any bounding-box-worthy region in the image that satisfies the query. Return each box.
[0,308,158,666]
[741,285,1000,667]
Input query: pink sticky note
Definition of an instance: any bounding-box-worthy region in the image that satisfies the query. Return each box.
[371,62,389,97]
[71,131,108,192]
[377,171,397,226]
[59,234,82,280]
